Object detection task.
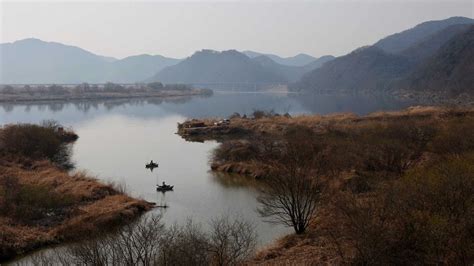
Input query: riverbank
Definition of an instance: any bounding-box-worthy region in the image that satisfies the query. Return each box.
[178,106,474,264]
[0,83,212,103]
[179,106,473,178]
[0,124,153,262]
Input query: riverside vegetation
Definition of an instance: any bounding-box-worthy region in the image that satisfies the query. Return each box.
[178,106,474,264]
[0,82,212,103]
[22,215,257,265]
[2,106,473,264]
[0,122,154,262]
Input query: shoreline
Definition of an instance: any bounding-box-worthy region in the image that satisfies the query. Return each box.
[178,105,474,178]
[0,88,213,103]
[0,125,154,262]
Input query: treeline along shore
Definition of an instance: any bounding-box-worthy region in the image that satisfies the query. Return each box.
[0,82,213,103]
[178,107,474,264]
[0,122,154,262]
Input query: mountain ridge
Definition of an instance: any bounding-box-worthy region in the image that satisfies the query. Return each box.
[399,25,474,95]
[242,51,321,66]
[374,16,474,54]
[292,16,474,97]
[149,49,286,84]
[0,38,180,84]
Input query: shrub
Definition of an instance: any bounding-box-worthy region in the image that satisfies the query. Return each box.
[0,175,74,224]
[430,117,474,155]
[0,123,75,168]
[37,215,257,265]
[333,155,474,264]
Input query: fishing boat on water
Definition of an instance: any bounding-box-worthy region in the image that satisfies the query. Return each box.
[157,182,174,192]
[146,160,159,169]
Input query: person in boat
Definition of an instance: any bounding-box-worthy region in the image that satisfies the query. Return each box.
[162,181,166,187]
[147,160,158,167]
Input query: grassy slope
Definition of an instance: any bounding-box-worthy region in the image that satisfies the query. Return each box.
[0,127,153,261]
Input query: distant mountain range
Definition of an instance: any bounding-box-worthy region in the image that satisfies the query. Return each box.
[293,16,474,97]
[149,49,284,84]
[2,16,473,99]
[242,51,318,66]
[0,38,180,84]
[149,50,334,84]
[102,54,180,83]
[0,39,329,84]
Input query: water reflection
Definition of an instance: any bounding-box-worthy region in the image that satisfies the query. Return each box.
[1,92,415,124]
[211,172,261,189]
[0,96,203,114]
[0,92,417,250]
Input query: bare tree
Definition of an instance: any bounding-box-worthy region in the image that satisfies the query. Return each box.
[258,126,322,234]
[208,215,257,266]
[62,215,164,265]
[158,219,210,266]
[21,215,256,265]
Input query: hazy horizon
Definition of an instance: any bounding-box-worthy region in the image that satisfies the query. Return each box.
[1,1,473,59]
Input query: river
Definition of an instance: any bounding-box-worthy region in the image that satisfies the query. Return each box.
[0,92,414,260]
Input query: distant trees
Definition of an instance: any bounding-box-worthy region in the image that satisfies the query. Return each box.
[74,83,92,93]
[0,85,14,94]
[148,81,164,90]
[23,85,33,95]
[47,84,69,95]
[0,83,200,98]
[104,82,125,92]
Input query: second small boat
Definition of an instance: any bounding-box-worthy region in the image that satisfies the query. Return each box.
[157,183,174,192]
[146,160,159,169]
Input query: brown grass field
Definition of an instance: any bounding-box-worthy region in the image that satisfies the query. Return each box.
[0,124,153,262]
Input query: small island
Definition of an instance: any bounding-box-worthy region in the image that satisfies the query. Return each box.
[0,82,212,103]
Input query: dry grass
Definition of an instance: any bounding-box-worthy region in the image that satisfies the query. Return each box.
[0,124,153,262]
[0,161,153,261]
[179,106,474,265]
[179,106,474,142]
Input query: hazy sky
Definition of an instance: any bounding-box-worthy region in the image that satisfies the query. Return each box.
[1,1,473,59]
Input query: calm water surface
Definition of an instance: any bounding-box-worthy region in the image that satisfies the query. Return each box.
[0,92,414,248]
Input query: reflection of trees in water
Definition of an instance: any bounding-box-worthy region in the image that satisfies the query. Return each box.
[49,102,66,112]
[211,172,260,189]
[75,101,100,113]
[1,103,14,112]
[0,95,206,114]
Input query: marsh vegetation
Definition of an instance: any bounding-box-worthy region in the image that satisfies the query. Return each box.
[181,107,474,264]
[0,122,152,261]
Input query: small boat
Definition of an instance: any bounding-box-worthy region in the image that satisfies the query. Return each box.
[156,184,174,192]
[146,161,159,169]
